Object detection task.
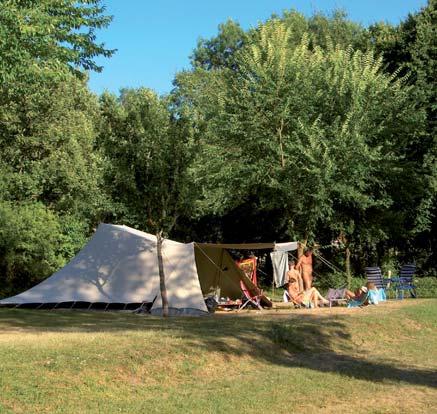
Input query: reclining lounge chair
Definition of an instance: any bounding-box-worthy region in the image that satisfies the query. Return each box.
[326,288,348,307]
[238,281,263,311]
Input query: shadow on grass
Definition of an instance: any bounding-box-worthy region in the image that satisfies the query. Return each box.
[0,308,436,389]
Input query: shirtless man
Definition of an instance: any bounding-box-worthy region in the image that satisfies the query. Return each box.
[296,248,313,290]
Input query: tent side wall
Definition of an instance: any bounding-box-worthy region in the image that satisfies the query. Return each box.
[150,241,208,315]
[0,224,161,306]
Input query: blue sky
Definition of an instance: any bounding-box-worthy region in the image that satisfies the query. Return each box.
[88,0,427,96]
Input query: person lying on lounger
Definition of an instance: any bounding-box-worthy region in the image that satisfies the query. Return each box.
[344,286,368,301]
[344,282,378,304]
[287,274,329,308]
[345,282,385,307]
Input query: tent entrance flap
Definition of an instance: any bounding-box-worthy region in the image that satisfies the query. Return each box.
[194,244,273,307]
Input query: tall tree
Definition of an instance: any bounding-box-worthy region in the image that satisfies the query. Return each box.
[0,0,114,85]
[0,74,107,294]
[191,19,247,70]
[176,20,422,256]
[0,0,114,295]
[190,9,369,73]
[369,0,436,269]
[98,88,196,315]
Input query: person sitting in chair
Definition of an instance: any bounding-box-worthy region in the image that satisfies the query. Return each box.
[285,260,303,295]
[287,273,329,308]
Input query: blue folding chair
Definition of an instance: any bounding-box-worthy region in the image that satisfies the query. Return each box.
[365,267,386,289]
[397,264,417,299]
[365,267,389,298]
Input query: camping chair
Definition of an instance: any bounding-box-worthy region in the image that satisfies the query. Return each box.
[365,267,389,297]
[238,281,263,311]
[283,290,290,303]
[326,288,348,307]
[397,264,417,299]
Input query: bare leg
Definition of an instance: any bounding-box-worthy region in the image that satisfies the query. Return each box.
[344,290,356,299]
[311,290,319,308]
[287,284,294,300]
[297,274,304,293]
[305,288,317,308]
[302,271,312,290]
[314,289,329,306]
[307,288,327,307]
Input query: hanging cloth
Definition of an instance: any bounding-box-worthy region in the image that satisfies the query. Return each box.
[270,250,288,287]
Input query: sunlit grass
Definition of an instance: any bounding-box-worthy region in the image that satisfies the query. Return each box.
[0,299,436,413]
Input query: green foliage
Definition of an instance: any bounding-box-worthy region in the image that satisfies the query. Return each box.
[190,9,369,72]
[314,271,349,291]
[191,19,247,70]
[0,0,114,85]
[0,74,106,219]
[0,0,113,296]
[0,2,435,297]
[0,202,64,296]
[306,9,369,50]
[415,277,437,298]
[380,252,400,277]
[98,88,195,235]
[368,0,436,271]
[349,277,367,291]
[179,21,421,247]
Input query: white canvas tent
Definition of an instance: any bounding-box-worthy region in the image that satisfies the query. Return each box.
[0,223,298,315]
[0,224,208,315]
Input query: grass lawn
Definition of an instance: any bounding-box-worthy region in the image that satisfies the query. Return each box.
[0,299,436,414]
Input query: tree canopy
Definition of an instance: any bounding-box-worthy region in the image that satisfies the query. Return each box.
[0,0,114,84]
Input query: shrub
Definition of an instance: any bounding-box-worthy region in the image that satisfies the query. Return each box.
[314,271,348,291]
[415,277,437,298]
[0,202,64,297]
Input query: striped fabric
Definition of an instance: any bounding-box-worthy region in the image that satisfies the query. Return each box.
[365,267,385,289]
[400,264,416,283]
[398,264,417,298]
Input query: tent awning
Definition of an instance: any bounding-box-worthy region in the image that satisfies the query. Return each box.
[195,241,298,252]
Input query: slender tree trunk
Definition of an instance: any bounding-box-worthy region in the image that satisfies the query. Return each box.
[277,118,285,168]
[298,236,308,258]
[156,231,169,317]
[345,246,351,289]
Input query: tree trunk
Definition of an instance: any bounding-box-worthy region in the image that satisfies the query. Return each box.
[277,119,285,168]
[156,231,169,317]
[345,246,352,289]
[298,238,307,258]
